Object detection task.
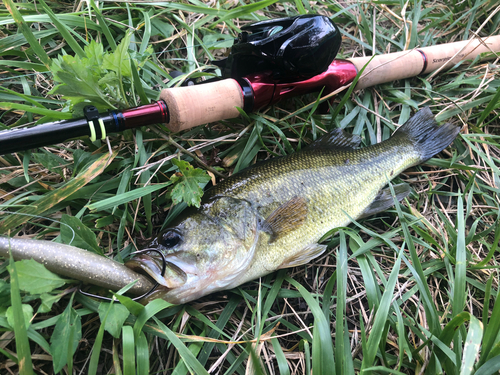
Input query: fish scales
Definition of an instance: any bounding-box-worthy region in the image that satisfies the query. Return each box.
[206,140,419,284]
[128,107,461,303]
[0,108,460,304]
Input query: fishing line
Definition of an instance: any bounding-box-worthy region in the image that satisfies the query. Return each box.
[0,210,76,246]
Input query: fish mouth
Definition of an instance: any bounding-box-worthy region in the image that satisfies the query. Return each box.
[125,253,187,289]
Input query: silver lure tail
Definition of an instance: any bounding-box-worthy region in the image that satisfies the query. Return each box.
[0,237,154,295]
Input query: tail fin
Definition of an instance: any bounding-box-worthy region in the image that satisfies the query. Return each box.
[394,107,461,162]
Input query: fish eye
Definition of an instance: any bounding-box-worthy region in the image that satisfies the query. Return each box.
[161,230,182,248]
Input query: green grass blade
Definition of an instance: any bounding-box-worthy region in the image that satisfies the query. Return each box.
[452,193,466,318]
[475,355,500,375]
[133,298,173,339]
[460,315,482,375]
[294,0,306,14]
[153,316,210,375]
[219,0,279,23]
[8,251,34,375]
[271,337,291,375]
[122,326,135,375]
[88,302,113,375]
[362,366,407,374]
[336,230,351,375]
[196,297,240,366]
[130,58,149,105]
[136,331,150,375]
[172,339,204,375]
[480,284,500,363]
[3,0,51,68]
[482,275,494,327]
[87,182,171,211]
[89,0,117,50]
[303,340,311,375]
[287,277,336,375]
[0,150,117,232]
[0,60,49,71]
[0,102,73,119]
[477,85,500,127]
[37,0,86,58]
[361,247,402,371]
[392,187,441,336]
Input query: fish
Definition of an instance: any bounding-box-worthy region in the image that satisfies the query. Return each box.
[125,107,461,304]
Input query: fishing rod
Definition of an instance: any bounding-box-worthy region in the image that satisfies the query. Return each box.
[1,14,499,155]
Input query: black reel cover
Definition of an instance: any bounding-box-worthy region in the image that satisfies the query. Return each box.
[213,14,341,81]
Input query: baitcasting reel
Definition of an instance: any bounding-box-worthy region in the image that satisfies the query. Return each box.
[213,14,342,81]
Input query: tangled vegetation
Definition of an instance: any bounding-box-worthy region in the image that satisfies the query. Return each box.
[0,0,499,374]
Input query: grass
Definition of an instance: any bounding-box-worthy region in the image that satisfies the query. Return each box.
[0,0,499,374]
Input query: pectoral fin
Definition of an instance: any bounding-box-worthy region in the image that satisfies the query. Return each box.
[359,183,411,218]
[262,196,308,243]
[279,243,327,269]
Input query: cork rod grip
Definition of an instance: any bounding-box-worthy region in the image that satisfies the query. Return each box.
[348,35,500,90]
[160,79,244,132]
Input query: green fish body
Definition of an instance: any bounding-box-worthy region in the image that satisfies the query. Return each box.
[127,107,460,304]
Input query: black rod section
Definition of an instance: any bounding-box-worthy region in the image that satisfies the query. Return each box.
[0,114,117,155]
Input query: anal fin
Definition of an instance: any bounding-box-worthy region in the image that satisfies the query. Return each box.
[279,243,327,269]
[359,183,411,219]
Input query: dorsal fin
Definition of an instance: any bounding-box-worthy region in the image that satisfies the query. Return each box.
[309,128,362,150]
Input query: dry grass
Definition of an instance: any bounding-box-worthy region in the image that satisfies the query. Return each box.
[0,0,499,374]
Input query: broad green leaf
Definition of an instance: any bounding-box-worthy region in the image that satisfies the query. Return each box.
[50,54,111,109]
[98,302,130,339]
[115,294,145,317]
[6,303,33,330]
[102,32,133,77]
[16,259,66,295]
[60,215,102,255]
[170,159,211,208]
[50,301,82,373]
[38,293,62,313]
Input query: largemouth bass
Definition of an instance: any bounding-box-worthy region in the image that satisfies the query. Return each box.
[126,107,461,304]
